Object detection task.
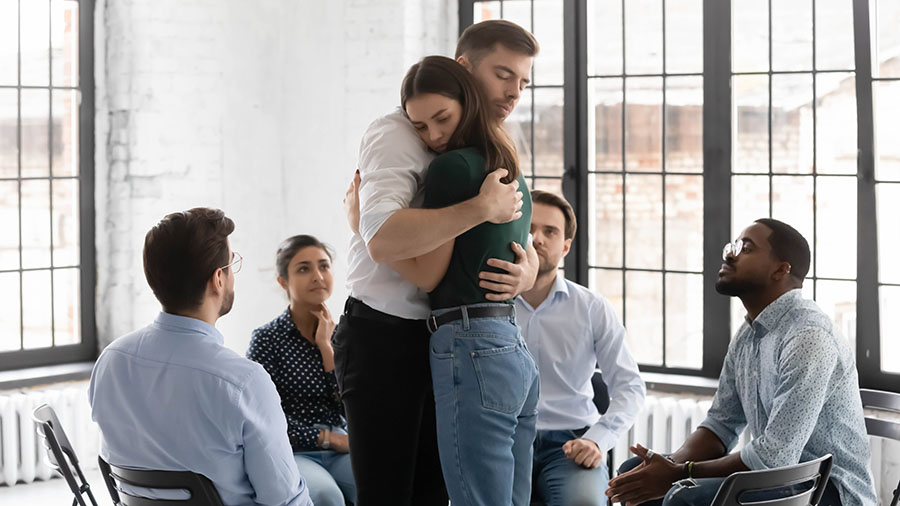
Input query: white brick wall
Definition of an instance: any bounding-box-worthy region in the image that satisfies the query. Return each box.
[94,0,457,353]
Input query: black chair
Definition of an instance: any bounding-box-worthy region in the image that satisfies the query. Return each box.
[860,388,900,506]
[32,403,101,506]
[709,454,833,506]
[98,456,224,506]
[531,370,611,506]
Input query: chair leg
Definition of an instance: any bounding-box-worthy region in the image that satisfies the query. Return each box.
[890,482,899,506]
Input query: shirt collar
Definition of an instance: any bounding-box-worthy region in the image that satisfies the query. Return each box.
[153,312,225,345]
[517,274,570,312]
[745,288,802,337]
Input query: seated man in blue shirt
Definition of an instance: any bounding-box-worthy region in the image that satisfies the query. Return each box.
[606,219,877,506]
[516,191,646,506]
[88,207,312,506]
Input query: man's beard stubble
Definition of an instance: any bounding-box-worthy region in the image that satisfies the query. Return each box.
[219,288,235,317]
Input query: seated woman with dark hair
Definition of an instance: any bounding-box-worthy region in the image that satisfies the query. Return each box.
[247,235,356,506]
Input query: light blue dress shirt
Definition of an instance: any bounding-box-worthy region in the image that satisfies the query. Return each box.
[699,289,877,506]
[88,312,312,506]
[515,275,646,452]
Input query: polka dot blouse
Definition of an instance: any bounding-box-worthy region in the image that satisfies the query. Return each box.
[247,307,345,451]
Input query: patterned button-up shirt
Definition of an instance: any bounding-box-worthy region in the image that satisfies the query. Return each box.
[247,308,345,451]
[700,289,877,506]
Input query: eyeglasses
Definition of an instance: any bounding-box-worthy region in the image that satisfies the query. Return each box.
[722,239,745,261]
[220,251,243,274]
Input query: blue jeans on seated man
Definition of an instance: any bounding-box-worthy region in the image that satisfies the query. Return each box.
[532,429,610,506]
[616,456,842,506]
[294,425,357,506]
[429,303,541,506]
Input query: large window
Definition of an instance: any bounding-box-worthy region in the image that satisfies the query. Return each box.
[460,0,899,391]
[0,0,94,371]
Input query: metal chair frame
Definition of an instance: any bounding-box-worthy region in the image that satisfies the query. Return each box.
[98,456,225,506]
[709,454,833,506]
[32,403,100,506]
[861,388,900,506]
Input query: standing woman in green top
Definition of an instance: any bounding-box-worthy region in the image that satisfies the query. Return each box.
[389,55,539,506]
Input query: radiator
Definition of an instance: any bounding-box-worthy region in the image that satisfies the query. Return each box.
[0,381,99,487]
[611,394,751,470]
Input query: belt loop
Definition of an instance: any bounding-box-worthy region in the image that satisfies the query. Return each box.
[460,306,470,331]
[344,296,354,315]
[509,304,516,324]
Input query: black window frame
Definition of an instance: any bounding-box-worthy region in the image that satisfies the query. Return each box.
[460,0,900,392]
[0,0,96,372]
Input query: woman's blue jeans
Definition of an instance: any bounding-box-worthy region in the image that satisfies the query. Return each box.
[429,303,540,506]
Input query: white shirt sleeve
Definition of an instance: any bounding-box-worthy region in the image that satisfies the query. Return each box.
[583,297,646,452]
[357,110,434,245]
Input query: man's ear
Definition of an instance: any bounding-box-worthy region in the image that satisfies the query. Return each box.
[457,54,473,71]
[772,261,792,281]
[561,238,573,259]
[210,269,226,295]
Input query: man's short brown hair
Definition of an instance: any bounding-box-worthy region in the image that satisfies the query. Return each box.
[143,207,234,313]
[455,19,540,65]
[531,190,576,240]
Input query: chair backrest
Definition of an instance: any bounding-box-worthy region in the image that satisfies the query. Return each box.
[32,403,99,506]
[709,454,833,506]
[591,370,610,415]
[860,388,900,506]
[98,456,225,506]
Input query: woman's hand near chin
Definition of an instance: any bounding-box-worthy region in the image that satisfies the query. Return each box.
[312,303,336,371]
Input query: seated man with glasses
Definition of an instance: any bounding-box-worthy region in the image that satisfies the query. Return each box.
[89,207,312,506]
[606,218,877,506]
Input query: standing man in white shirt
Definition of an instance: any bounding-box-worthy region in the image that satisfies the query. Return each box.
[335,20,542,506]
[516,191,645,506]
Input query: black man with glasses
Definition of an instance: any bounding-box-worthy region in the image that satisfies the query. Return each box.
[606,218,876,506]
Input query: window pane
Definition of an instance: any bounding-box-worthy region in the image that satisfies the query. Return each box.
[665,175,703,272]
[53,267,79,346]
[0,181,19,271]
[625,174,662,269]
[625,77,662,172]
[533,88,564,177]
[874,0,900,78]
[21,179,51,269]
[665,272,703,369]
[734,75,769,174]
[501,0,532,32]
[814,280,856,345]
[52,178,78,267]
[532,0,563,86]
[816,73,856,175]
[22,269,52,349]
[732,175,770,236]
[21,89,50,178]
[20,0,50,86]
[771,176,814,273]
[772,74,813,175]
[0,272,20,351]
[0,0,16,85]
[589,78,623,172]
[625,270,663,365]
[877,184,900,284]
[771,1,812,71]
[625,0,663,75]
[664,0,702,74]
[875,81,900,182]
[589,173,623,268]
[52,89,79,177]
[591,268,623,323]
[730,296,745,337]
[733,0,768,73]
[473,1,501,23]
[880,286,900,373]
[665,76,702,173]
[507,88,533,178]
[815,0,855,71]
[532,177,561,196]
[51,0,78,87]
[587,0,622,76]
[816,177,856,279]
[0,89,17,179]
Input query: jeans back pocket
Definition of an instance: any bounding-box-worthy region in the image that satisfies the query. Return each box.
[471,344,529,414]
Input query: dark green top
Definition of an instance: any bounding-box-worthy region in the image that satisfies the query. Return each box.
[423,147,532,309]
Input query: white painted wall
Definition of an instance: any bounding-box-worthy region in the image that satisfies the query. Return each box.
[93,0,457,353]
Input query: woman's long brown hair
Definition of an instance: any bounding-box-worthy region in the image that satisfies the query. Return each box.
[401,56,519,183]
